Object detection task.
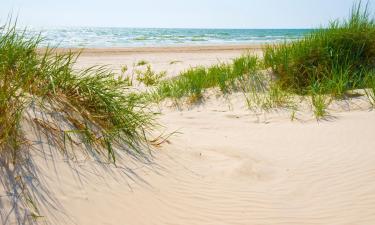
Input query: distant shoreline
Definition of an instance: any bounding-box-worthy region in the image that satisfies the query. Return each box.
[37,44,265,55]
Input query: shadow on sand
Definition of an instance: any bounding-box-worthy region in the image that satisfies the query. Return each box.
[0,102,164,225]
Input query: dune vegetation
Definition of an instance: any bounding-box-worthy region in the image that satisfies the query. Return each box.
[0,25,156,165]
[264,2,375,95]
[152,54,260,103]
[151,2,375,118]
[136,65,167,86]
[0,23,157,221]
[264,1,375,116]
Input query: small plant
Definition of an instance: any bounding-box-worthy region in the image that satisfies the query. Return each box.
[310,82,330,119]
[121,65,128,73]
[238,72,268,110]
[239,73,292,112]
[170,60,182,65]
[364,70,375,106]
[136,60,149,66]
[120,65,133,86]
[207,63,232,93]
[136,65,167,86]
[311,94,329,119]
[264,82,293,109]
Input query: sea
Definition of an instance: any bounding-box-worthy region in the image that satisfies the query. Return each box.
[25,27,312,48]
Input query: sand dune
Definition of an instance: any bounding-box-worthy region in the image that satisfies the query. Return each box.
[2,46,375,225]
[10,97,375,225]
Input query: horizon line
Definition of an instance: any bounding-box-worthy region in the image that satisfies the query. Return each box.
[21,25,317,30]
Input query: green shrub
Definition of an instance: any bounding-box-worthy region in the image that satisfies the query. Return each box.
[264,2,375,95]
[136,65,166,86]
[153,54,260,102]
[0,23,156,166]
[136,59,149,66]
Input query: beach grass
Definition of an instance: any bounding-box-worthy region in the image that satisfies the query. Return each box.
[136,65,167,86]
[136,59,149,66]
[0,22,160,223]
[152,54,260,103]
[2,2,375,224]
[150,53,296,113]
[170,60,182,65]
[364,70,375,106]
[0,23,156,167]
[262,1,375,118]
[149,2,375,119]
[1,1,373,169]
[263,2,375,97]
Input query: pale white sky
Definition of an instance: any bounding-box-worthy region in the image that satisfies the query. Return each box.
[1,0,374,28]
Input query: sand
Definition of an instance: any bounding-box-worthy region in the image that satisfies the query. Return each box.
[73,45,263,77]
[2,45,375,225]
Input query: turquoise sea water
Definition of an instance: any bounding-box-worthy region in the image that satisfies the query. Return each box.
[26,27,313,48]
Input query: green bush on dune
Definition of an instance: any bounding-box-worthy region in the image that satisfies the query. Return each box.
[264,2,375,97]
[153,54,260,103]
[0,24,156,167]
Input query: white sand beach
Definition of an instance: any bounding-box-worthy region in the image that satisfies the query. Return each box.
[3,46,375,225]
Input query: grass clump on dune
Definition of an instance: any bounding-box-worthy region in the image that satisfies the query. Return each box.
[0,24,156,165]
[264,2,375,97]
[153,54,260,103]
[136,59,149,66]
[364,71,375,105]
[0,23,156,220]
[136,65,167,86]
[0,25,155,163]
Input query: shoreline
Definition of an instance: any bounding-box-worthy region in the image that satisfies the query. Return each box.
[38,44,265,55]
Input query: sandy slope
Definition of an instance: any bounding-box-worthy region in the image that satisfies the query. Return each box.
[2,46,375,225]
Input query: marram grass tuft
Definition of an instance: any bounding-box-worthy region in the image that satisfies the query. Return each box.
[264,2,375,96]
[0,23,156,166]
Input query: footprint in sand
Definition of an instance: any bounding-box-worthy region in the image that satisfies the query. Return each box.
[189,149,281,182]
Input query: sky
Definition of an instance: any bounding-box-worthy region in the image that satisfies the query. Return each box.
[1,0,374,29]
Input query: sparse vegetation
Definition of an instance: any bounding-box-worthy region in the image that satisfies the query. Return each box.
[121,65,134,86]
[309,82,331,119]
[364,70,375,106]
[136,65,167,86]
[149,2,375,120]
[136,60,149,66]
[152,54,260,103]
[121,65,128,73]
[170,60,182,65]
